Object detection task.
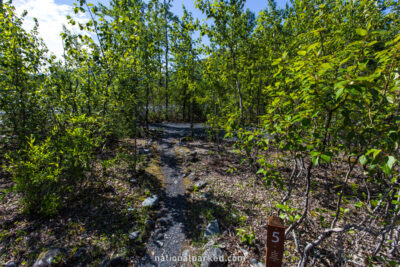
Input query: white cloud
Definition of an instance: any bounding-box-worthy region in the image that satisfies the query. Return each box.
[13,0,89,58]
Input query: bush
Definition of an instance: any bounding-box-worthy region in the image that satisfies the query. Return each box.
[7,115,101,216]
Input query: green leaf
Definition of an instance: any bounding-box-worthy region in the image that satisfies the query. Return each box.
[356,28,368,36]
[297,50,306,56]
[320,154,331,163]
[275,203,287,210]
[366,149,381,159]
[359,155,368,165]
[355,201,363,208]
[310,151,320,157]
[387,156,396,169]
[312,156,319,166]
[335,87,344,100]
[320,63,332,71]
[382,164,391,176]
[256,168,264,174]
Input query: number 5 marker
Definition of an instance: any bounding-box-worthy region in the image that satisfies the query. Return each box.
[265,216,285,267]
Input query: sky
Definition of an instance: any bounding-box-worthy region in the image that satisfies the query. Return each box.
[12,0,290,58]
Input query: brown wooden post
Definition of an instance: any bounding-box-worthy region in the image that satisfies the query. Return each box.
[265,216,285,267]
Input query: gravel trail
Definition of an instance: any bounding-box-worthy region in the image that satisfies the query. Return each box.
[137,123,205,267]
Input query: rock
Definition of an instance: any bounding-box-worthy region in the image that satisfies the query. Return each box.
[239,248,249,258]
[152,228,162,237]
[158,217,169,226]
[130,178,137,183]
[4,261,17,267]
[200,247,226,267]
[194,181,207,190]
[154,232,164,240]
[231,213,237,220]
[33,248,67,267]
[204,219,220,238]
[129,231,140,240]
[204,239,216,248]
[188,173,196,180]
[145,219,155,228]
[142,195,159,207]
[100,259,110,267]
[155,240,164,247]
[200,193,211,200]
[182,249,190,260]
[139,148,150,154]
[250,258,264,267]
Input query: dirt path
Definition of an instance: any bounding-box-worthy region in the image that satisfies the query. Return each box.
[137,123,205,267]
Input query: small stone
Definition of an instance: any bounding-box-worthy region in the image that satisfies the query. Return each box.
[145,219,155,227]
[200,193,211,200]
[182,249,190,259]
[194,181,207,190]
[127,207,136,212]
[200,247,226,267]
[100,259,110,267]
[204,219,220,238]
[204,239,216,248]
[158,217,169,226]
[142,195,159,207]
[231,213,237,219]
[188,173,196,180]
[239,248,249,258]
[154,232,164,240]
[129,231,140,240]
[130,178,137,183]
[139,148,150,154]
[4,261,17,267]
[250,258,264,267]
[155,240,164,247]
[33,248,66,267]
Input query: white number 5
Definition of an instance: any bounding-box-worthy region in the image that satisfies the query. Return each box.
[272,232,280,243]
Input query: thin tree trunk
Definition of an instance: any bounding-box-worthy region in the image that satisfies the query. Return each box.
[230,45,244,125]
[145,83,150,130]
[164,0,169,120]
[190,95,194,137]
[182,88,186,121]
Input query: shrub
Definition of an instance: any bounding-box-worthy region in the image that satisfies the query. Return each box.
[7,115,101,216]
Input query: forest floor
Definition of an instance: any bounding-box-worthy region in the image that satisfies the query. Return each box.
[0,123,391,266]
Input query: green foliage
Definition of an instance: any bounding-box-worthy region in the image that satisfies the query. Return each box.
[236,226,256,246]
[7,116,100,216]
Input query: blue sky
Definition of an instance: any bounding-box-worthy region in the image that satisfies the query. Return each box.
[169,0,290,20]
[13,0,290,58]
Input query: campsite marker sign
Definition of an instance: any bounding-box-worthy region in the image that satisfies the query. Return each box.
[265,216,285,267]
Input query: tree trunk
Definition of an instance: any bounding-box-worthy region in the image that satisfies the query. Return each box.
[190,95,194,137]
[164,0,169,121]
[145,83,149,130]
[230,45,244,125]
